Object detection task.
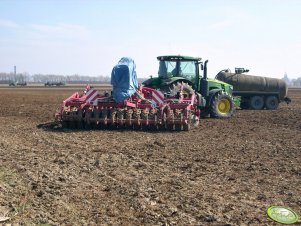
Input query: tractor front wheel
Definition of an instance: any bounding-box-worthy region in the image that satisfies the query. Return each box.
[210,92,235,118]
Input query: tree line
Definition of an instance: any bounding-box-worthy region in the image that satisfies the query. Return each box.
[282,74,301,87]
[0,72,111,84]
[1,71,300,87]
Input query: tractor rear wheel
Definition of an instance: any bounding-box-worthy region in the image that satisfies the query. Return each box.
[169,82,194,98]
[210,92,235,118]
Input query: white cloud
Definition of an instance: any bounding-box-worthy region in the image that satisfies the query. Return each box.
[30,23,91,40]
[0,19,18,28]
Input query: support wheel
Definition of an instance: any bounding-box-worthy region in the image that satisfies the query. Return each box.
[210,92,235,118]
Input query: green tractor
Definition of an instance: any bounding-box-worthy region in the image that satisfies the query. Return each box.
[142,55,236,118]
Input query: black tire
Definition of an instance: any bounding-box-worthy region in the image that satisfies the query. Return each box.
[69,121,76,129]
[249,96,264,110]
[62,121,69,128]
[84,122,91,130]
[210,92,235,118]
[200,110,210,118]
[265,96,279,110]
[77,120,84,129]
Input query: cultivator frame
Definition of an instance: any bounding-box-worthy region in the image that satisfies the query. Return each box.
[55,85,200,131]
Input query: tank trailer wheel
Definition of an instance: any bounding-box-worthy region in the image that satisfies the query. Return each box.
[210,92,235,118]
[265,96,279,110]
[250,96,264,110]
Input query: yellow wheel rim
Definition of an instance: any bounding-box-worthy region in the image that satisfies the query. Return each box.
[217,98,231,114]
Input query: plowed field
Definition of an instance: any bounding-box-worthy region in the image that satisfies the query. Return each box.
[0,86,300,226]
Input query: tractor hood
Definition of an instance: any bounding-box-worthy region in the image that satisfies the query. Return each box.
[207,78,233,94]
[207,78,231,86]
[142,76,185,89]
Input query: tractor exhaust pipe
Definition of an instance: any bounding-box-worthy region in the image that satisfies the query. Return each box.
[203,60,208,80]
[201,60,209,97]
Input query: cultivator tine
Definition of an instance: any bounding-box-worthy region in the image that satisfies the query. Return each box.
[125,109,133,128]
[100,108,108,129]
[132,109,141,130]
[109,109,117,129]
[94,109,100,128]
[174,109,183,131]
[183,110,191,131]
[117,109,125,129]
[167,109,174,131]
[141,109,149,130]
[158,112,167,130]
[148,108,158,130]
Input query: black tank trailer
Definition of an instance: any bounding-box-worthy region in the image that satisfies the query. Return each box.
[215,68,291,110]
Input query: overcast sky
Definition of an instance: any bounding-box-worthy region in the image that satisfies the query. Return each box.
[0,0,300,79]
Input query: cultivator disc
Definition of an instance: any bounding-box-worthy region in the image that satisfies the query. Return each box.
[56,85,199,131]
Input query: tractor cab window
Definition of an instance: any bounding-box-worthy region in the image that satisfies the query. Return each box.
[158,60,197,82]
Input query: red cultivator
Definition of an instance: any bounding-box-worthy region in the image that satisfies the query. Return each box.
[55,85,200,131]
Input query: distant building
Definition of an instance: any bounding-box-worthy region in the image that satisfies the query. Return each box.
[282,73,290,84]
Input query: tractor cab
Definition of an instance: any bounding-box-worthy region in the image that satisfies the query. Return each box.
[143,55,202,90]
[157,55,201,83]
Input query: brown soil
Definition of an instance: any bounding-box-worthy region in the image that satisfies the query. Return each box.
[0,86,300,226]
